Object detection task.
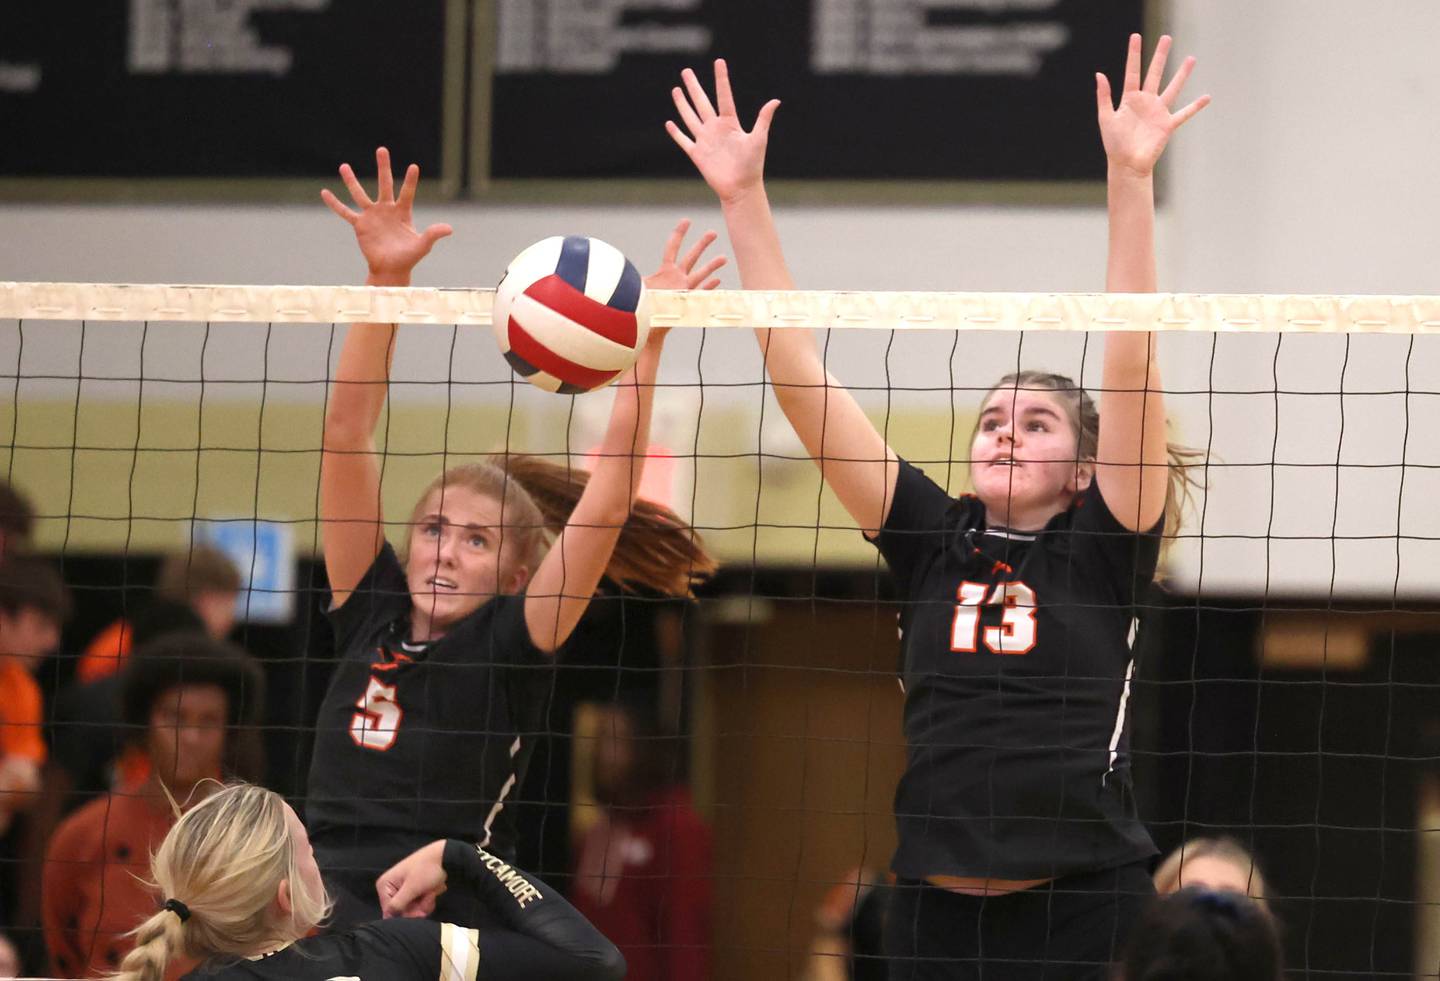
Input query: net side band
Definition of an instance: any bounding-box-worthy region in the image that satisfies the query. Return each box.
[4,281,1440,332]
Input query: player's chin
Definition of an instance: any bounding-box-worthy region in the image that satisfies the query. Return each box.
[976,470,1030,499]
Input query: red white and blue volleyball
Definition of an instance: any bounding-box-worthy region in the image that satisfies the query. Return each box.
[492,235,650,394]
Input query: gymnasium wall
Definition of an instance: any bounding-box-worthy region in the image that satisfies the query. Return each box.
[4,1,1440,595]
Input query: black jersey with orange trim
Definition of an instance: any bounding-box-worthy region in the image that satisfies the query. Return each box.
[874,459,1160,882]
[305,544,551,857]
[184,841,624,981]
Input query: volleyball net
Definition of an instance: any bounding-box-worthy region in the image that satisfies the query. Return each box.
[3,282,1439,979]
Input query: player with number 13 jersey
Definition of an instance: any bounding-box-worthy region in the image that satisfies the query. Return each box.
[668,36,1208,977]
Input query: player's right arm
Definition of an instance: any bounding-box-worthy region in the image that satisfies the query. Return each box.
[668,60,900,536]
[377,840,626,981]
[319,147,452,607]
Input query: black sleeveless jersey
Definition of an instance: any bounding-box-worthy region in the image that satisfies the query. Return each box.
[874,460,1160,881]
[305,544,552,857]
[183,841,624,981]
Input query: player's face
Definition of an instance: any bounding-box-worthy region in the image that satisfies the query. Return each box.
[147,682,229,790]
[282,802,326,920]
[406,485,528,640]
[971,387,1091,528]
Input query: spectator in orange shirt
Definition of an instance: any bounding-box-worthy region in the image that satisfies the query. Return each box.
[75,545,241,684]
[0,556,70,835]
[42,633,264,979]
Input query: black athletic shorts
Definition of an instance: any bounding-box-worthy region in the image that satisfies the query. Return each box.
[884,862,1154,981]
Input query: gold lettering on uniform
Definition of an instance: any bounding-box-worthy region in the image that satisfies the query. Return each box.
[476,846,543,907]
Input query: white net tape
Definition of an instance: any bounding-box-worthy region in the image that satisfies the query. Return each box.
[5,281,1440,332]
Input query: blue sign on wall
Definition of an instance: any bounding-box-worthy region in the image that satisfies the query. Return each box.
[194,519,296,624]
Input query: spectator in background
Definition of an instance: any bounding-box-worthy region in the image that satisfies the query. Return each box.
[1153,837,1270,907]
[74,544,241,684]
[42,633,264,980]
[0,482,35,559]
[798,868,889,981]
[0,557,69,835]
[571,699,712,981]
[47,603,211,807]
[0,932,19,979]
[1117,887,1282,981]
[0,556,68,973]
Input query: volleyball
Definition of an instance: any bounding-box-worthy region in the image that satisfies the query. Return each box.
[492,235,650,394]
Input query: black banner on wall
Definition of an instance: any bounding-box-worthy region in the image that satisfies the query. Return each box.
[0,0,454,180]
[487,0,1144,182]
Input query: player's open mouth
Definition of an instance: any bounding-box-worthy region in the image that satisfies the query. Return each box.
[427,577,458,590]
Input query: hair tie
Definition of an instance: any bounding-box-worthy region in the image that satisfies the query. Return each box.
[1192,888,1242,917]
[162,898,191,923]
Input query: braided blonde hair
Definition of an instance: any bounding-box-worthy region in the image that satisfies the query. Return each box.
[110,783,330,981]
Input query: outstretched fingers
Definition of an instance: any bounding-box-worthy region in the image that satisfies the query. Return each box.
[1122,32,1143,93]
[664,119,696,156]
[1095,72,1114,118]
[320,188,359,225]
[1142,34,1172,94]
[396,163,421,209]
[338,162,373,209]
[661,218,694,265]
[1170,94,1212,129]
[1160,55,1198,108]
[678,228,718,272]
[420,222,454,247]
[680,67,717,121]
[671,85,704,138]
[689,254,727,289]
[714,58,737,117]
[752,98,781,138]
[375,147,395,203]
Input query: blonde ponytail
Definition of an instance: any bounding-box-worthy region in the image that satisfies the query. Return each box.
[109,783,330,981]
[112,907,186,981]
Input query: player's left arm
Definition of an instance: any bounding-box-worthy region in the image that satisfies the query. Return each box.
[1095,34,1210,532]
[523,221,724,653]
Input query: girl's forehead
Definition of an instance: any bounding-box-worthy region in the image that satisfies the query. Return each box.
[981,386,1069,415]
[417,485,504,524]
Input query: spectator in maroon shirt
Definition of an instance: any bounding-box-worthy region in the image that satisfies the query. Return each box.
[571,698,712,981]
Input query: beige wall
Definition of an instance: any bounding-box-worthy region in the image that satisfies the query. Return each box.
[1,394,974,565]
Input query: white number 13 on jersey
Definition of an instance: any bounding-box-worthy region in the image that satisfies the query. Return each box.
[350,678,403,751]
[950,581,1038,655]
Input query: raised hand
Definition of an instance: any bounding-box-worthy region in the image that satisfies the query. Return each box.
[1097,34,1210,178]
[645,218,727,291]
[642,218,727,344]
[321,147,453,282]
[666,59,781,204]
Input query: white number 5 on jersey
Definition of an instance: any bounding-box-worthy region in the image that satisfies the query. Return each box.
[950,581,1038,655]
[350,678,403,751]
